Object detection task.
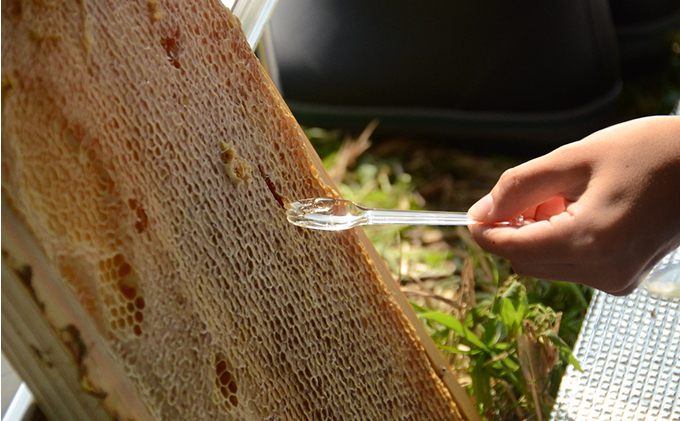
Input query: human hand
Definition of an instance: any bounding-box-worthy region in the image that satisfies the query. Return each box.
[468,116,680,295]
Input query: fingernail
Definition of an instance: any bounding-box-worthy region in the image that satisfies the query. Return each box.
[469,194,493,221]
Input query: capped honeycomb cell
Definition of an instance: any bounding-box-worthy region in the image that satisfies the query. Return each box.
[147,1,163,22]
[220,140,253,186]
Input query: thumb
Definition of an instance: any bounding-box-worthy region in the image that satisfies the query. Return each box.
[469,152,588,222]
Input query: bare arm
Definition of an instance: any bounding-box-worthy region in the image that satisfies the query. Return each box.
[468,116,680,295]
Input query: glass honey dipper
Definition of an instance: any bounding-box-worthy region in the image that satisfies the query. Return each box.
[286,198,523,231]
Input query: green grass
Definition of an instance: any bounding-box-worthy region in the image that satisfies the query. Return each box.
[302,36,679,419]
[304,127,590,421]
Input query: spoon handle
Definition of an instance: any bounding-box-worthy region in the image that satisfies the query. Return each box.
[365,209,475,226]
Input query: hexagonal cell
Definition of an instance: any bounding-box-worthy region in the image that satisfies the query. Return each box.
[99,254,145,338]
[214,352,238,412]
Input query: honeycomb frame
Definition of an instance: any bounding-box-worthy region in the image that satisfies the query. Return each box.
[2,0,475,419]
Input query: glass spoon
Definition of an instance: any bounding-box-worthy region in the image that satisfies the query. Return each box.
[286,198,523,231]
[644,247,680,298]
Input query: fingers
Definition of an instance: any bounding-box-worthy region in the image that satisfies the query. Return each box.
[470,213,580,264]
[469,215,646,295]
[466,117,680,296]
[469,147,590,223]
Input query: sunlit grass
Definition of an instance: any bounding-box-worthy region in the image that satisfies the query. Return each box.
[305,126,590,420]
[301,37,678,419]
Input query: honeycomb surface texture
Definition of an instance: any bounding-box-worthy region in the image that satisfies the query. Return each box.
[1,0,464,419]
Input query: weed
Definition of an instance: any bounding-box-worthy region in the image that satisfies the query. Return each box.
[304,126,589,420]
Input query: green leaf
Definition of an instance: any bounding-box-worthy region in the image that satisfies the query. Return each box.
[493,342,511,351]
[437,344,470,355]
[410,301,430,314]
[563,281,590,308]
[499,355,521,375]
[515,299,529,326]
[501,279,530,326]
[420,312,490,352]
[544,330,582,372]
[471,357,492,414]
[502,279,528,306]
[480,318,502,347]
[500,297,518,334]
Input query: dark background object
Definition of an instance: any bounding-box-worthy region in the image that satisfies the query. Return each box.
[269,0,678,144]
[609,0,680,74]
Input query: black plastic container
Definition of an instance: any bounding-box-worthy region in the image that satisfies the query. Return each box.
[270,0,623,144]
[609,0,680,74]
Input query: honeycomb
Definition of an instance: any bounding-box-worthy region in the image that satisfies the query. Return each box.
[214,352,239,413]
[99,253,145,338]
[1,0,466,419]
